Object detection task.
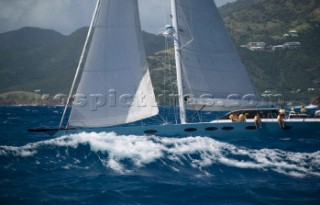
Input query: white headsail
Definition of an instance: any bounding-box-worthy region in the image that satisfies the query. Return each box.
[173,0,257,107]
[68,0,158,127]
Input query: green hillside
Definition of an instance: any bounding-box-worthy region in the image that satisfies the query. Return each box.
[0,27,167,95]
[0,27,65,50]
[220,0,320,42]
[220,0,320,102]
[0,0,319,105]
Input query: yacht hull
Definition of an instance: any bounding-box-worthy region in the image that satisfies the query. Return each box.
[51,119,320,139]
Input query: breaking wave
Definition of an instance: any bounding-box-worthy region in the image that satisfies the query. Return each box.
[1,132,320,178]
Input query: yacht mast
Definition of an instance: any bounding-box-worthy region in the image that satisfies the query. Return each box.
[170,0,186,124]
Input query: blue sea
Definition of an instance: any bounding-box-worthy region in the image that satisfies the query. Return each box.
[1,106,320,204]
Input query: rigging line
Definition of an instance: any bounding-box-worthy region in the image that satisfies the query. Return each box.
[174,0,203,121]
[158,36,170,121]
[158,0,170,124]
[176,0,194,51]
[59,0,101,128]
[163,37,176,123]
[177,2,208,122]
[167,42,174,104]
[167,41,179,124]
[163,37,168,105]
[190,105,206,122]
[157,37,169,124]
[180,60,204,122]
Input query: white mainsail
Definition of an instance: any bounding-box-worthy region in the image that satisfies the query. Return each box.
[68,0,158,127]
[173,0,257,107]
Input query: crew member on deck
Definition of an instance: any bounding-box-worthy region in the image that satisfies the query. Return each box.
[254,114,262,128]
[279,107,286,116]
[238,113,247,122]
[229,113,238,122]
[277,114,285,128]
[300,105,307,114]
[277,107,286,128]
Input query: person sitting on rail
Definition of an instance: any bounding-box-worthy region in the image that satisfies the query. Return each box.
[238,113,248,122]
[229,113,238,122]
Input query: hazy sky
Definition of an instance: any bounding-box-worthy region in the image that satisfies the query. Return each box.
[0,0,236,35]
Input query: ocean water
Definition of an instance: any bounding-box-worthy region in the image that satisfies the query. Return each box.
[0,106,320,204]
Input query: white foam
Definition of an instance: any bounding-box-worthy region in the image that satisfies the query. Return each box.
[1,132,320,177]
[104,158,125,174]
[0,145,37,157]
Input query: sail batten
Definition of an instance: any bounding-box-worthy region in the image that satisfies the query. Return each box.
[68,0,158,128]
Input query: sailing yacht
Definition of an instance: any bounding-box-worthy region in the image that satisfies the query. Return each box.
[29,0,320,138]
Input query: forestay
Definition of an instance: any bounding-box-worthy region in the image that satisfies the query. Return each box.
[68,0,158,127]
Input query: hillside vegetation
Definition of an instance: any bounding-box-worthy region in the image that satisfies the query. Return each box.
[0,0,319,104]
[221,0,320,102]
[0,27,166,95]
